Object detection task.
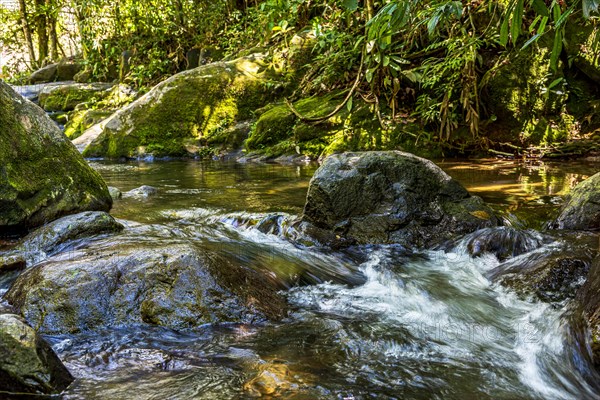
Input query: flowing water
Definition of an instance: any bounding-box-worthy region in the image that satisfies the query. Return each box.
[7,158,600,399]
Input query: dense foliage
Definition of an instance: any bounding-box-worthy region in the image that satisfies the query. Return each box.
[1,0,599,154]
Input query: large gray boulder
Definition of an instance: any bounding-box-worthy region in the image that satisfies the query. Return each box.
[553,172,600,231]
[0,81,112,235]
[5,239,287,334]
[0,313,73,394]
[301,151,498,247]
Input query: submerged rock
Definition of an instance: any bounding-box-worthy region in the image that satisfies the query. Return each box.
[124,185,159,198]
[77,54,283,158]
[552,172,600,231]
[5,240,287,334]
[0,81,112,235]
[301,151,498,247]
[0,314,73,395]
[461,226,547,261]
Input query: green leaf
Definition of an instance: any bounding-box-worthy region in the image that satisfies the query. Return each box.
[530,0,549,16]
[500,11,510,46]
[342,0,358,12]
[550,29,563,72]
[538,16,548,33]
[391,56,410,64]
[427,13,442,37]
[548,77,563,90]
[529,15,541,33]
[402,70,421,83]
[347,96,353,112]
[383,56,390,67]
[366,68,376,83]
[511,0,524,45]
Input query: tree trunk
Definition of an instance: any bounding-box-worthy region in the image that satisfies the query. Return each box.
[18,0,37,69]
[34,0,49,64]
[47,0,59,61]
[72,0,88,58]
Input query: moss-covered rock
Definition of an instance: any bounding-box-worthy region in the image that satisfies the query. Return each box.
[64,109,114,139]
[552,171,600,230]
[0,81,112,235]
[39,82,113,112]
[246,93,389,159]
[79,54,283,158]
[301,151,498,247]
[0,314,73,395]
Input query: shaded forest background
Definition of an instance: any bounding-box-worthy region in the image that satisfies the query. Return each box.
[2,0,600,157]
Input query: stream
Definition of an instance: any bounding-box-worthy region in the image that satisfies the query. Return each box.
[4,158,600,399]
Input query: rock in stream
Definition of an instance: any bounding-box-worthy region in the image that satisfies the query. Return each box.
[0,81,112,235]
[301,151,498,247]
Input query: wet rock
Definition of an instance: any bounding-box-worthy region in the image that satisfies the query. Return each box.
[108,186,123,200]
[5,240,287,334]
[0,81,112,235]
[302,151,498,247]
[576,255,600,364]
[552,172,600,231]
[38,82,113,112]
[461,226,547,261]
[0,254,26,273]
[490,241,595,303]
[125,185,159,198]
[0,314,73,395]
[18,211,123,260]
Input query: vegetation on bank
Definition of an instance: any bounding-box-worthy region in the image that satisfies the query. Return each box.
[1,0,600,158]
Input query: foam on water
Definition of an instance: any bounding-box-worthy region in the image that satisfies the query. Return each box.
[287,245,599,399]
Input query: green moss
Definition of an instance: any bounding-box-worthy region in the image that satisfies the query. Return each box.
[39,84,112,112]
[245,93,397,159]
[0,82,111,231]
[86,56,283,158]
[64,109,113,139]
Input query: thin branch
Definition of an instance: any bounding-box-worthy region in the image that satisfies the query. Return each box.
[284,51,365,124]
